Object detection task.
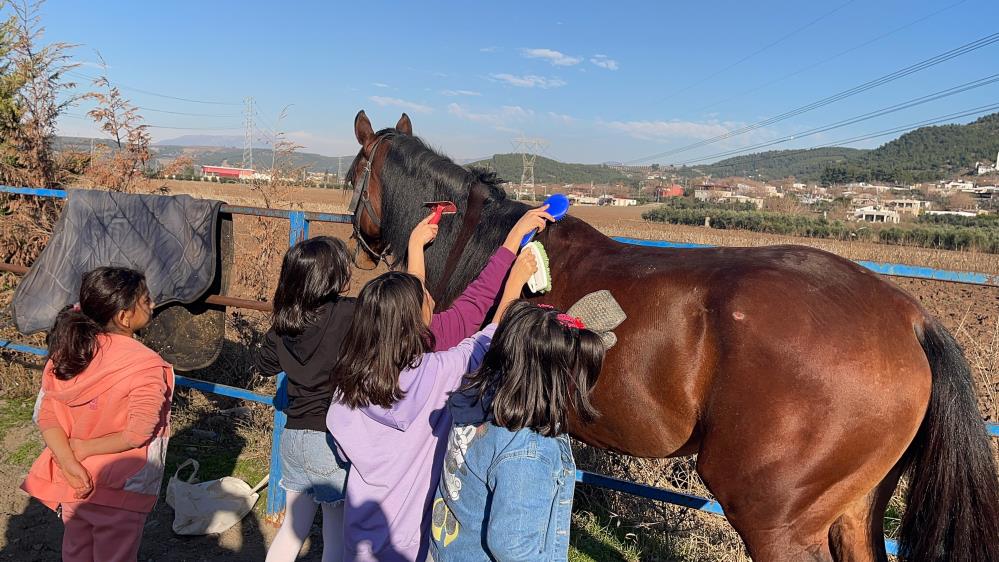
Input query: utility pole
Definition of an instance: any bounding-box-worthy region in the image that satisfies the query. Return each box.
[512,136,548,200]
[242,97,254,173]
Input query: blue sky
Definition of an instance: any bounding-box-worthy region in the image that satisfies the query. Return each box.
[35,0,999,165]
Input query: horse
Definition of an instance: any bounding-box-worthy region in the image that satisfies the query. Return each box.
[343,110,999,562]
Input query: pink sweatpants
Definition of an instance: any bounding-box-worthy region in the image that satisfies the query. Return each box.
[60,502,148,562]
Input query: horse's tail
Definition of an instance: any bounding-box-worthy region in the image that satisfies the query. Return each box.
[899,319,999,561]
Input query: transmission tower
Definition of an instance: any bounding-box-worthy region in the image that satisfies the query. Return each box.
[242,97,254,172]
[511,136,548,199]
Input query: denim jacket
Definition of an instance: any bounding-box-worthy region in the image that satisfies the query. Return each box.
[430,389,576,562]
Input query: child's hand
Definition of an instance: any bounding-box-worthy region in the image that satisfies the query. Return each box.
[61,459,93,499]
[493,250,539,322]
[409,213,440,248]
[509,249,539,288]
[503,205,555,252]
[68,437,89,461]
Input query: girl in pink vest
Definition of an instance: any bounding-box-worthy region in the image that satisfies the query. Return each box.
[21,267,174,562]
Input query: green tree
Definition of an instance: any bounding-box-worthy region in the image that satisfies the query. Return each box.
[0,3,25,182]
[1,0,77,188]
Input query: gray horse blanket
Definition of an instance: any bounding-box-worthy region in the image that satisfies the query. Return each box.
[12,189,224,335]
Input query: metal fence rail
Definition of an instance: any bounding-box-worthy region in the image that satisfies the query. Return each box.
[2,185,997,556]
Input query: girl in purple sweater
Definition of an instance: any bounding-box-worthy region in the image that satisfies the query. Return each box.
[327,206,552,562]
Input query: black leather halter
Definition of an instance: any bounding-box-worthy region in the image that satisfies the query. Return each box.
[348,135,394,269]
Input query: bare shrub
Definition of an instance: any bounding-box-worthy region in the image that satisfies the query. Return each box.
[79,62,150,193]
[237,110,303,301]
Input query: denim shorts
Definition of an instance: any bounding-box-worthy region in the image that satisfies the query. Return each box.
[278,428,350,504]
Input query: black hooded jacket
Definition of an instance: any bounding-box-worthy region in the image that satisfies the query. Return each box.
[256,298,356,431]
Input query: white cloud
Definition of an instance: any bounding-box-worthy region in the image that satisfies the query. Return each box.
[489,73,566,89]
[602,119,734,141]
[590,55,619,70]
[441,89,482,97]
[372,82,389,88]
[521,48,581,67]
[548,112,577,125]
[368,96,433,114]
[448,103,534,131]
[480,46,499,53]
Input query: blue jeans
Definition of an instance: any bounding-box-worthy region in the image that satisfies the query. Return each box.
[278,429,349,503]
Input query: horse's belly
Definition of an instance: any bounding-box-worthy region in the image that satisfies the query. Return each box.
[568,349,703,457]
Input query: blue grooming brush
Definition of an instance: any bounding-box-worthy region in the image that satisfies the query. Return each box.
[520,193,570,248]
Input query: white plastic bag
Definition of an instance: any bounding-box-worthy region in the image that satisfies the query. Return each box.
[165,459,268,535]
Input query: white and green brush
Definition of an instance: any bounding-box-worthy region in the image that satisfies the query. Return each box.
[524,240,552,294]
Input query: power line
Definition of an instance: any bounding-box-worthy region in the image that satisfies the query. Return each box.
[61,113,240,131]
[137,106,240,118]
[67,70,241,106]
[693,0,969,113]
[656,1,857,104]
[145,125,242,131]
[629,31,999,164]
[675,73,999,166]
[681,103,999,172]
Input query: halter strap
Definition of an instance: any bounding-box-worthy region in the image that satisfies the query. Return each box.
[349,135,393,268]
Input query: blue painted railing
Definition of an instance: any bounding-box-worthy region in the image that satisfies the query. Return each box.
[611,237,999,286]
[2,185,997,553]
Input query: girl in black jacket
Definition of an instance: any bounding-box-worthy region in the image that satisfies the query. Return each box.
[257,236,353,562]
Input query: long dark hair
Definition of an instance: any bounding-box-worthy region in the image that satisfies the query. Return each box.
[47,267,149,380]
[272,236,351,337]
[461,301,603,436]
[347,130,530,308]
[331,271,435,408]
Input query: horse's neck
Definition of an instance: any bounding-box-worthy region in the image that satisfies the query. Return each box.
[539,214,615,254]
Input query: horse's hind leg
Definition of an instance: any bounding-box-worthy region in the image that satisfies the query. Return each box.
[828,464,903,562]
[694,407,916,562]
[696,448,837,561]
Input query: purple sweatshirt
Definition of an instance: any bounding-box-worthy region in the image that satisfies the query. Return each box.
[427,247,514,351]
[327,248,514,562]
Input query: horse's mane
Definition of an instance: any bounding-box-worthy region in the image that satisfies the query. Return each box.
[353,129,529,308]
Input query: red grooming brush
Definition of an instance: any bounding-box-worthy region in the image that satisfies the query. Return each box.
[424,201,458,224]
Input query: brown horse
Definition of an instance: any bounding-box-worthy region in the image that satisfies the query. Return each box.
[344,110,999,562]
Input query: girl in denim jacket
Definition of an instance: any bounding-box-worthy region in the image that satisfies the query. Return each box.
[430,301,605,562]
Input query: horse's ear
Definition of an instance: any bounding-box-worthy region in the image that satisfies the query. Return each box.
[355,110,374,145]
[396,113,413,136]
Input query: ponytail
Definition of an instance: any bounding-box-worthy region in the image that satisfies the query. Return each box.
[47,305,104,380]
[46,267,148,380]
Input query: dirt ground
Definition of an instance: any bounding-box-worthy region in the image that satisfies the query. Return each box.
[1,184,997,560]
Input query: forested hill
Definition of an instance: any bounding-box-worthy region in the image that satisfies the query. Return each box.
[830,112,999,184]
[678,112,999,183]
[679,147,864,181]
[467,153,631,185]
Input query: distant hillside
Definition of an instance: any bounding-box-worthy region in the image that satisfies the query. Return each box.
[55,112,999,186]
[680,147,865,181]
[55,136,356,173]
[468,153,632,185]
[833,112,999,184]
[154,135,269,149]
[678,112,999,184]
